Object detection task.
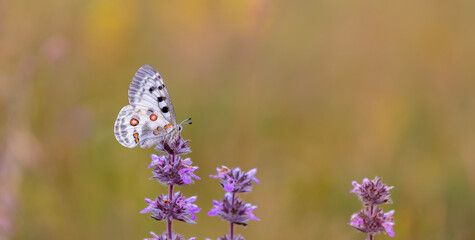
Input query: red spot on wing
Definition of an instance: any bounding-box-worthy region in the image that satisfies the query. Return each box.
[150,114,157,121]
[133,133,139,143]
[130,118,139,126]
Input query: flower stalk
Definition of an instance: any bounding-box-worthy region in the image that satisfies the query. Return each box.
[167,184,173,240]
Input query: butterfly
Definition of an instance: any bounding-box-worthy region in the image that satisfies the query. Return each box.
[114,65,190,148]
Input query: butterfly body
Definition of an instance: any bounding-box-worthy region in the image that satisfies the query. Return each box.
[114,65,184,148]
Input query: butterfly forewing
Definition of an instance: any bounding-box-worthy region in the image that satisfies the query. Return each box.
[114,65,179,149]
[128,65,176,125]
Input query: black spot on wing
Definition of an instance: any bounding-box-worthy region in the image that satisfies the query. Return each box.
[161,106,169,113]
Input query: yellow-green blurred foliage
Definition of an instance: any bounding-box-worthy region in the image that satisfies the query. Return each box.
[1,0,474,239]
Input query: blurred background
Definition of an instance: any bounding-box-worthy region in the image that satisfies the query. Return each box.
[1,0,475,239]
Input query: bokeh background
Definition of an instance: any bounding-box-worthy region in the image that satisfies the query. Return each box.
[1,0,475,239]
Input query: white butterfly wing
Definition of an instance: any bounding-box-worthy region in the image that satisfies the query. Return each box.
[128,64,176,125]
[114,105,144,148]
[114,65,178,148]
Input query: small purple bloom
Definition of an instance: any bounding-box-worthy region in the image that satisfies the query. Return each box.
[224,179,235,192]
[149,154,167,169]
[208,200,224,217]
[349,206,395,237]
[350,177,393,206]
[243,203,260,221]
[209,166,260,193]
[141,198,158,214]
[141,192,201,224]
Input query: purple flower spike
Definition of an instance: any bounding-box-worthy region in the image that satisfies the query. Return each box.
[210,166,260,193]
[142,191,201,224]
[144,231,196,240]
[350,177,393,206]
[349,206,395,237]
[209,166,260,240]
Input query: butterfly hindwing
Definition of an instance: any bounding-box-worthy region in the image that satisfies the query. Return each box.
[114,105,143,148]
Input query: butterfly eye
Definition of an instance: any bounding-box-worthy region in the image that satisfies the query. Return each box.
[130,118,139,126]
[150,114,158,121]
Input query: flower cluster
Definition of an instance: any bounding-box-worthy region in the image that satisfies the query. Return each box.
[350,177,393,206]
[155,135,191,155]
[141,191,200,224]
[350,207,395,237]
[349,177,395,239]
[208,166,260,240]
[144,231,196,240]
[209,166,260,193]
[209,192,259,226]
[149,154,200,186]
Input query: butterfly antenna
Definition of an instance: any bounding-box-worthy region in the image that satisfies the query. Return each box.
[180,117,192,125]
